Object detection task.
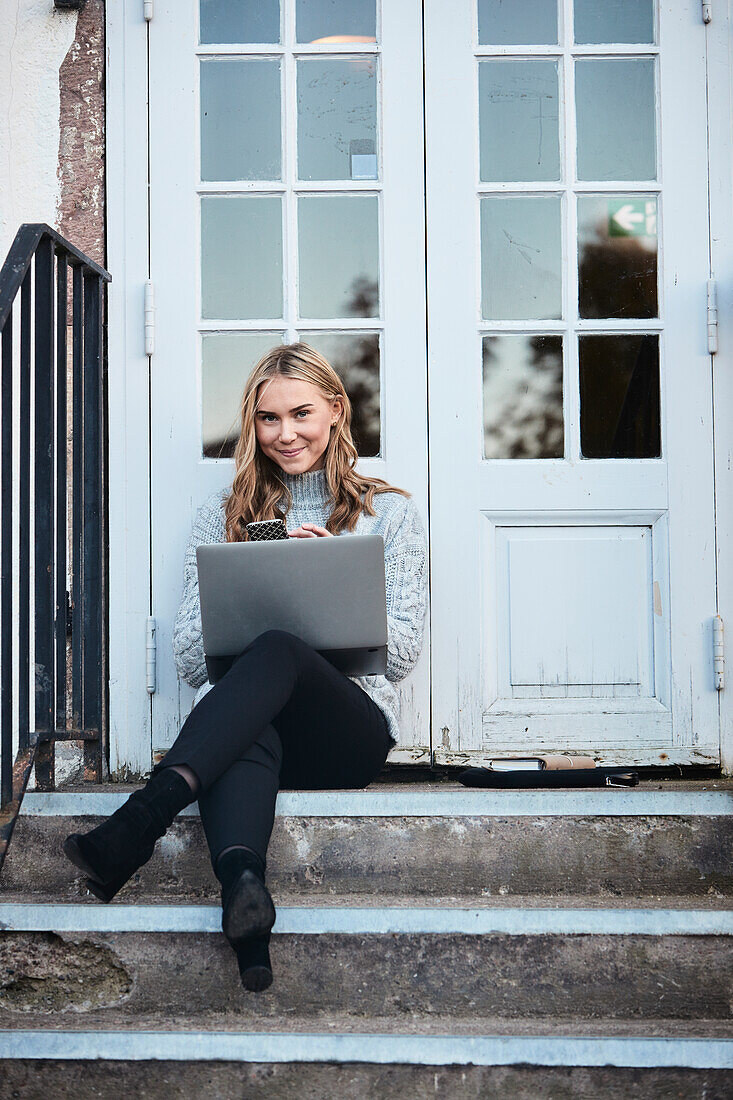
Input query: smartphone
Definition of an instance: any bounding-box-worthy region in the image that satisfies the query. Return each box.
[245,518,289,542]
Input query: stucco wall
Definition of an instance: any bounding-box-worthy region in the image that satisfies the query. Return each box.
[0,0,107,787]
[0,0,105,269]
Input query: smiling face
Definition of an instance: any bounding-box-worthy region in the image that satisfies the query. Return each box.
[254,375,343,474]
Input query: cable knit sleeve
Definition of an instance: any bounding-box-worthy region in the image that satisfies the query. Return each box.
[383,495,429,682]
[171,492,223,690]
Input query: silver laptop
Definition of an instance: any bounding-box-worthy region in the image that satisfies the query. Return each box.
[196,534,388,683]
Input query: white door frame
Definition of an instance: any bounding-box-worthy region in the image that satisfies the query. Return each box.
[105,3,733,777]
[106,4,152,777]
[708,2,733,775]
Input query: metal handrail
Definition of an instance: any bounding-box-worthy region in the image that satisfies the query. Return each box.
[0,224,111,863]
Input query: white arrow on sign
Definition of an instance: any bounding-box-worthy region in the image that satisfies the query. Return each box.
[612,204,645,233]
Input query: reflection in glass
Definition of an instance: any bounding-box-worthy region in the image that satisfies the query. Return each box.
[579,335,660,457]
[200,0,280,44]
[298,332,380,455]
[574,0,654,44]
[201,196,283,319]
[481,196,562,320]
[298,59,377,181]
[298,195,379,318]
[202,332,285,458]
[578,195,657,319]
[479,60,559,182]
[201,59,281,181]
[297,0,376,43]
[478,0,557,44]
[482,335,563,458]
[576,59,656,181]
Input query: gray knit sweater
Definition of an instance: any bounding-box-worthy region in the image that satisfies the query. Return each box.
[171,466,428,745]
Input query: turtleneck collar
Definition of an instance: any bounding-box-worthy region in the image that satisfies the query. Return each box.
[277,465,332,504]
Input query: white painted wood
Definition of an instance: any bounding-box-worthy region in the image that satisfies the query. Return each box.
[708,3,733,774]
[147,1,429,762]
[105,2,154,777]
[425,0,719,762]
[501,527,653,689]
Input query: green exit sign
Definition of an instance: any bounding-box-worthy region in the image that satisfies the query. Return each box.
[608,199,657,238]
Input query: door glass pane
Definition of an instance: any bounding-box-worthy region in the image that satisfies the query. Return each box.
[200,0,280,44]
[479,60,560,182]
[574,0,654,44]
[201,59,281,181]
[202,332,285,458]
[297,332,381,455]
[579,334,660,457]
[297,58,377,181]
[298,195,379,318]
[481,195,562,320]
[482,334,563,458]
[201,196,283,319]
[478,0,557,45]
[297,0,376,44]
[578,195,657,319]
[576,59,656,181]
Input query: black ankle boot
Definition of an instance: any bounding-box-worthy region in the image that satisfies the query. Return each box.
[236,932,273,993]
[215,847,276,948]
[62,768,195,900]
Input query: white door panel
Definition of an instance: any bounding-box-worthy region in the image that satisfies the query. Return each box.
[426,0,719,766]
[148,1,429,762]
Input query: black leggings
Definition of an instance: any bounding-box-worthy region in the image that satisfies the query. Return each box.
[154,629,394,868]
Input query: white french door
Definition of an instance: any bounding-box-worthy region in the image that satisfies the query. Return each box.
[125,0,720,774]
[147,1,430,762]
[425,0,720,765]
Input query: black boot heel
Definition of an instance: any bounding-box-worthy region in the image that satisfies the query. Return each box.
[222,869,276,944]
[236,933,273,993]
[84,872,132,903]
[215,847,276,947]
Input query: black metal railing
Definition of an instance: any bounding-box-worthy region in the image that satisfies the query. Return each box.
[0,224,111,847]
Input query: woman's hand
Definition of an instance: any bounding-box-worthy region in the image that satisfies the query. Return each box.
[288,523,333,538]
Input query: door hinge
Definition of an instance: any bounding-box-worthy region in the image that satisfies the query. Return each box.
[146,617,157,694]
[702,1,712,23]
[713,614,724,690]
[707,279,719,354]
[144,0,153,21]
[145,279,155,356]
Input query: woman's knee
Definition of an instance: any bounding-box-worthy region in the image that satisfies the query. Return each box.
[255,628,302,651]
[231,628,305,672]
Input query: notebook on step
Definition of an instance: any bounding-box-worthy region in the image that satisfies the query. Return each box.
[195,534,388,683]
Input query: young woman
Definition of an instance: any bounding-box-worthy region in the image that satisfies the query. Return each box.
[63,342,428,992]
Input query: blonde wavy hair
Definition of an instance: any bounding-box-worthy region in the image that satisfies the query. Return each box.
[223,342,410,542]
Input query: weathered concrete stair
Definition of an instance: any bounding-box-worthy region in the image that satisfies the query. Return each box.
[0,780,731,1096]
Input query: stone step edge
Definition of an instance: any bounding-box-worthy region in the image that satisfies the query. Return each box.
[6,894,730,911]
[0,1030,730,1068]
[2,903,732,936]
[21,790,733,817]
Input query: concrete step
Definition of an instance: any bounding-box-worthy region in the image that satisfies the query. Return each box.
[3,787,731,905]
[1,1027,731,1098]
[0,917,730,1024]
[1,1054,732,1100]
[6,890,732,909]
[1,783,730,1082]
